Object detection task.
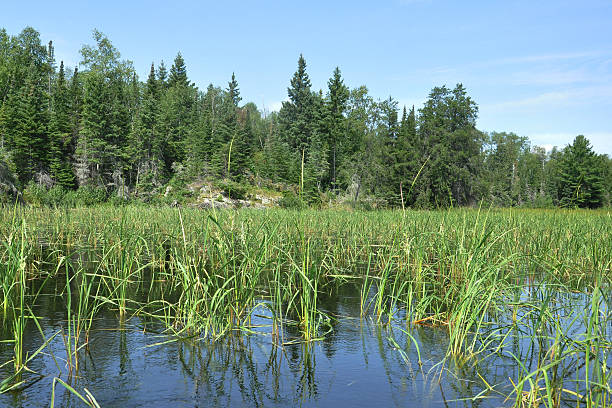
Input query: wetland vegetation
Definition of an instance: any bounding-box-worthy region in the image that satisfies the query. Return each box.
[0,206,610,407]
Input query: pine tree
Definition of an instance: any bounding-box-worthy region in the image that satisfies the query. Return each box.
[131,63,164,190]
[49,61,75,189]
[11,72,49,185]
[75,72,108,185]
[227,72,241,107]
[324,67,349,190]
[417,84,480,207]
[168,53,189,88]
[157,60,168,90]
[557,135,605,208]
[279,54,315,157]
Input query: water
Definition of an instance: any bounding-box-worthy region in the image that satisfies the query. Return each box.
[1,284,610,407]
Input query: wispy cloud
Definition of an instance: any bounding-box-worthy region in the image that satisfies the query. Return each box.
[267,101,284,112]
[411,50,611,83]
[484,85,612,111]
[489,51,604,66]
[529,132,612,155]
[510,68,593,86]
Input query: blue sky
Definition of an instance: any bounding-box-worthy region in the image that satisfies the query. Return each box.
[3,0,611,154]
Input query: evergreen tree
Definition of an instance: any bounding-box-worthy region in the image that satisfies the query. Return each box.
[68,66,82,163]
[75,71,108,185]
[227,72,241,107]
[482,132,529,205]
[49,61,75,188]
[324,67,349,190]
[279,54,315,159]
[168,52,189,88]
[229,108,254,180]
[131,63,163,190]
[11,71,49,185]
[157,60,168,90]
[161,52,196,174]
[393,105,419,205]
[417,84,481,207]
[76,30,134,189]
[303,91,328,202]
[557,135,605,208]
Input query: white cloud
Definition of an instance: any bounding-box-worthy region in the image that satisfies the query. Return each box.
[269,101,284,112]
[484,85,612,112]
[538,144,555,153]
[489,51,604,66]
[529,132,612,155]
[510,69,593,86]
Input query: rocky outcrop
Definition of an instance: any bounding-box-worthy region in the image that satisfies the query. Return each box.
[188,181,281,210]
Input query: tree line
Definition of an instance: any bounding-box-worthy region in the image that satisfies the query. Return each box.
[1,27,610,208]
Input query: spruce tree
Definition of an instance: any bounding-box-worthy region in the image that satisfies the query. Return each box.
[11,71,49,186]
[557,135,605,208]
[49,61,76,189]
[279,54,315,156]
[227,72,241,107]
[168,53,189,88]
[161,53,195,173]
[131,63,164,190]
[157,61,168,90]
[324,67,349,190]
[75,72,107,185]
[394,105,419,206]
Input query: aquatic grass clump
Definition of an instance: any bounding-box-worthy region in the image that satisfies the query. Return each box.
[504,284,612,407]
[0,206,610,405]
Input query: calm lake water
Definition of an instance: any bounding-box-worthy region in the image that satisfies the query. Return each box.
[1,283,609,407]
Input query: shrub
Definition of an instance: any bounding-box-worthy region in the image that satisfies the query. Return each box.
[279,191,306,209]
[216,180,248,200]
[22,182,47,207]
[72,186,108,206]
[46,186,67,207]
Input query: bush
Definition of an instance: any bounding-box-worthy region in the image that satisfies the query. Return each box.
[22,182,47,207]
[46,186,67,206]
[216,180,248,200]
[160,186,193,206]
[108,194,131,207]
[522,195,555,209]
[279,191,306,209]
[72,186,108,206]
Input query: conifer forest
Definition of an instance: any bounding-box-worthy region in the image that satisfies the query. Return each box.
[1,27,610,209]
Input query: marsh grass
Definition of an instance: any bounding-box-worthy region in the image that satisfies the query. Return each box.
[0,206,610,406]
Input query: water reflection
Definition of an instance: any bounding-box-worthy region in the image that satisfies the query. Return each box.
[1,284,610,407]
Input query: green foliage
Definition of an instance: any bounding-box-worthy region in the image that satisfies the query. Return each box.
[71,185,108,206]
[557,135,605,208]
[0,26,609,210]
[49,61,76,189]
[22,182,47,206]
[215,179,248,200]
[416,84,482,207]
[279,190,306,209]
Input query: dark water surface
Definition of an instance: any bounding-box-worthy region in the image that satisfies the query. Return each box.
[1,284,609,407]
